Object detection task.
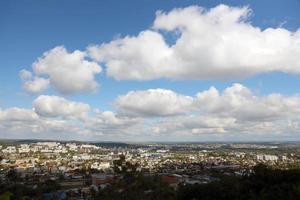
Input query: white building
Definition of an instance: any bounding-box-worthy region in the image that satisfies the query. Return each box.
[36,142,59,148]
[280,155,287,161]
[257,154,278,161]
[91,162,111,170]
[40,148,53,153]
[256,154,264,160]
[264,155,278,161]
[2,146,17,154]
[80,144,99,149]
[18,144,30,153]
[53,148,68,153]
[66,143,78,151]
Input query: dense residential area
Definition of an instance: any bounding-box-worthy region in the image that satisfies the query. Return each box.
[1,141,300,199]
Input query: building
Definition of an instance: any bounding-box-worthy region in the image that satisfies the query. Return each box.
[91,174,115,186]
[18,144,30,153]
[2,146,17,154]
[91,162,111,170]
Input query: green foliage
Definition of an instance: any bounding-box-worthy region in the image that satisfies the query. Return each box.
[0,192,12,200]
[5,169,20,183]
[93,155,176,200]
[177,164,300,200]
[0,179,60,200]
[95,175,175,200]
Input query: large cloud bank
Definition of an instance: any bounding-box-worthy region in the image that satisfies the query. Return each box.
[88,4,300,80]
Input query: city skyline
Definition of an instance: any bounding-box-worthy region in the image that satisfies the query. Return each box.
[2,0,300,141]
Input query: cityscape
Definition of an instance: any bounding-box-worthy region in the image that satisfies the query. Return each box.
[2,0,300,199]
[1,140,300,199]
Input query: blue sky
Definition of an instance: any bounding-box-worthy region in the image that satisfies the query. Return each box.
[1,0,300,141]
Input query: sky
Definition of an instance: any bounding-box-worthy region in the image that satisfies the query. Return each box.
[1,0,300,142]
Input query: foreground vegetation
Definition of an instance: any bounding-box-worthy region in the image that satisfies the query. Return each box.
[92,163,300,200]
[2,161,300,200]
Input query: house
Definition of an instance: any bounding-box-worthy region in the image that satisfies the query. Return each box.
[91,174,114,186]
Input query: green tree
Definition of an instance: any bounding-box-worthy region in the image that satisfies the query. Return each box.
[0,192,12,200]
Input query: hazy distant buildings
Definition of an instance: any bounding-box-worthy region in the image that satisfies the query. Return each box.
[256,154,278,161]
[18,144,30,153]
[2,146,16,154]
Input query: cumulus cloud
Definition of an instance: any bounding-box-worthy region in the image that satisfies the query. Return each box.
[0,107,47,139]
[21,46,102,95]
[0,107,39,122]
[149,115,294,141]
[114,84,300,120]
[0,108,92,140]
[19,69,50,93]
[0,92,144,140]
[115,88,193,116]
[0,104,142,140]
[88,4,300,80]
[3,83,300,140]
[84,110,142,135]
[22,77,50,93]
[194,83,300,121]
[33,95,90,119]
[19,69,32,80]
[88,31,173,80]
[115,84,300,139]
[151,115,237,136]
[94,110,141,127]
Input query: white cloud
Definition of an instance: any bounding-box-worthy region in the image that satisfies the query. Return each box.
[95,110,140,127]
[33,95,90,119]
[115,88,193,117]
[84,110,142,133]
[0,108,91,140]
[19,69,32,80]
[148,114,291,141]
[22,46,102,95]
[88,31,173,80]
[194,83,300,121]
[0,96,142,140]
[88,4,300,80]
[110,83,300,139]
[114,84,300,122]
[3,83,300,140]
[22,77,50,93]
[0,107,39,122]
[151,115,237,136]
[19,69,50,93]
[0,105,142,140]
